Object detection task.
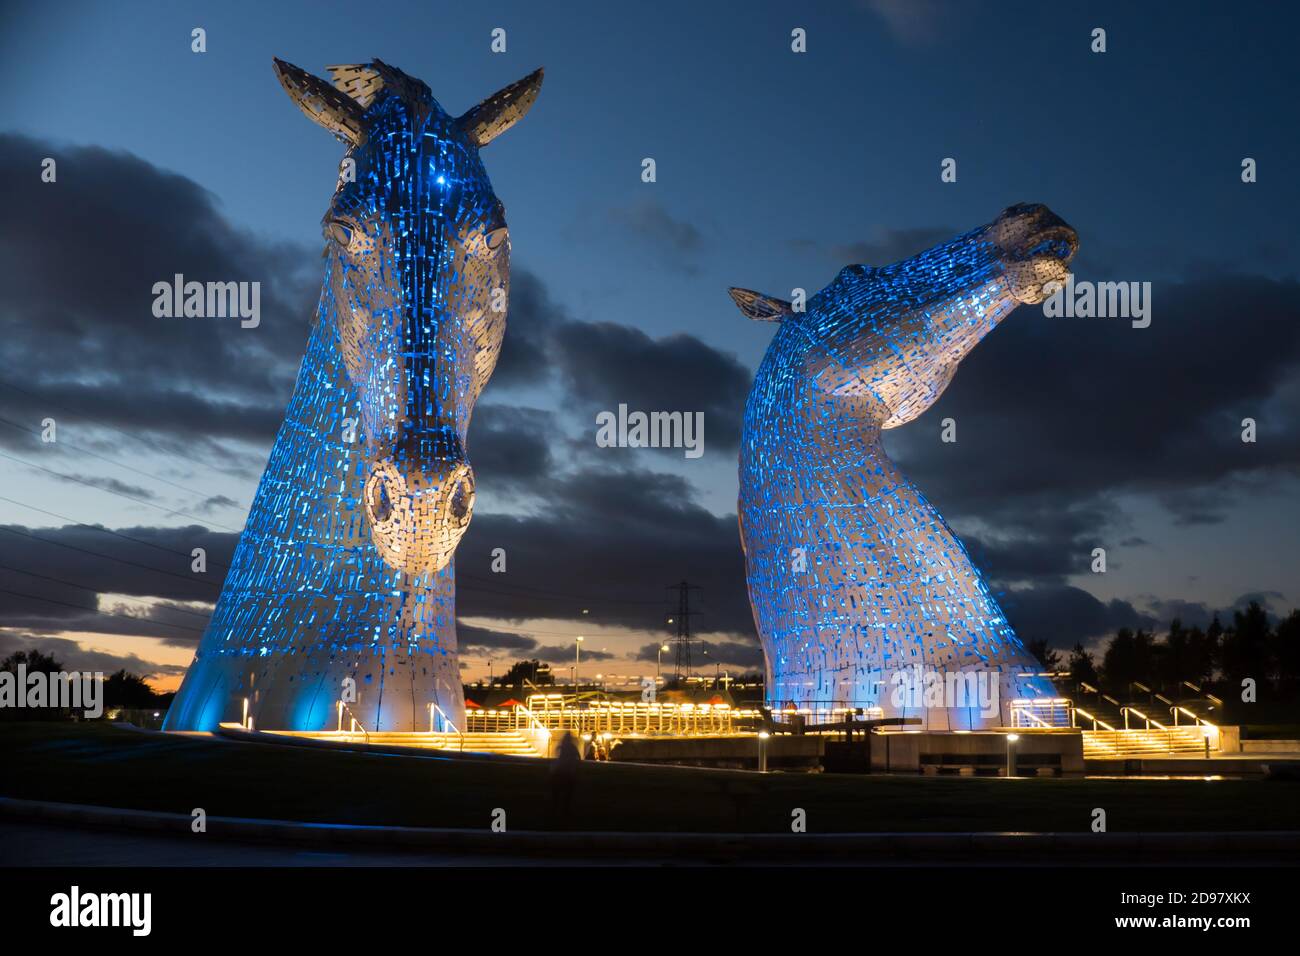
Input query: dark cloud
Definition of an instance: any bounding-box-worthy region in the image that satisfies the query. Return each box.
[469,405,556,488]
[889,276,1300,524]
[457,623,538,652]
[997,584,1157,649]
[862,0,958,47]
[961,499,1118,585]
[1229,590,1288,616]
[0,524,234,604]
[636,638,763,670]
[550,320,750,455]
[0,133,315,457]
[490,270,754,460]
[532,643,614,664]
[830,227,956,267]
[50,474,157,500]
[0,523,229,643]
[0,631,187,681]
[458,463,753,637]
[783,228,957,279]
[1140,597,1218,631]
[605,199,704,273]
[491,269,562,390]
[194,494,240,515]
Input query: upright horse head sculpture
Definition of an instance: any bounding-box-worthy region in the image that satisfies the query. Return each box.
[732,204,1077,730]
[165,60,541,733]
[277,58,539,575]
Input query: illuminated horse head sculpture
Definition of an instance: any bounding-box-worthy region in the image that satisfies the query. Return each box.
[163,61,541,733]
[731,204,1077,730]
[276,58,541,574]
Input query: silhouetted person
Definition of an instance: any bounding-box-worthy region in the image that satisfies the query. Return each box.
[550,731,580,828]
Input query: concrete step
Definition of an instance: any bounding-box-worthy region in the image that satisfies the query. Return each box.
[285,730,544,757]
[1082,728,1210,758]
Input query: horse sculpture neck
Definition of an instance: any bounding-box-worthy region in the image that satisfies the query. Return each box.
[735,204,1078,730]
[162,300,461,733]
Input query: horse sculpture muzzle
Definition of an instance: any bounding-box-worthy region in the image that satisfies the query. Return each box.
[363,435,476,576]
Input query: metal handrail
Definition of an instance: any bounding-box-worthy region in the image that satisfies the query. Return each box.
[1010,706,1054,729]
[339,701,369,743]
[430,702,463,751]
[1170,704,1218,730]
[1073,706,1115,731]
[1079,682,1123,709]
[1120,705,1166,731]
[1129,680,1177,709]
[514,700,549,735]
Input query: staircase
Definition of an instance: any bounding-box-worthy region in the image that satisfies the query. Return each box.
[1082,726,1212,758]
[262,729,545,757]
[419,731,542,756]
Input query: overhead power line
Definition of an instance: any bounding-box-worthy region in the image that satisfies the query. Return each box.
[0,378,250,481]
[0,450,245,533]
[0,494,233,572]
[0,525,221,592]
[0,561,214,622]
[0,415,245,512]
[0,585,206,636]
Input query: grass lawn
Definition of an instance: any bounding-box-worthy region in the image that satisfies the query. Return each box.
[3,722,1298,833]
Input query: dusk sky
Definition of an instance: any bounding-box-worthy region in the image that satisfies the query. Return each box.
[1,0,1298,691]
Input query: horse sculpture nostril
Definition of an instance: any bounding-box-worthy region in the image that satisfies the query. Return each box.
[447,469,475,525]
[369,479,393,523]
[450,485,469,521]
[1024,231,1077,263]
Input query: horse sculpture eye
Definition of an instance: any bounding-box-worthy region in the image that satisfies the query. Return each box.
[326,220,354,246]
[484,226,508,251]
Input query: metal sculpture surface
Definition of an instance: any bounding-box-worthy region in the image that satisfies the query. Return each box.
[731,204,1078,729]
[165,59,542,732]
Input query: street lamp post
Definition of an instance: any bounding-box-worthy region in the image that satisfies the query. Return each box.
[758,730,771,773]
[1006,733,1019,778]
[657,644,670,681]
[574,635,584,688]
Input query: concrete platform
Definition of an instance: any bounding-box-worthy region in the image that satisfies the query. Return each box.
[610,734,823,770]
[869,730,1085,775]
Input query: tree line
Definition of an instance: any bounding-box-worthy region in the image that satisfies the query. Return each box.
[1028,600,1300,705]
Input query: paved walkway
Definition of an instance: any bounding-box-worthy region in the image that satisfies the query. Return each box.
[0,820,615,867]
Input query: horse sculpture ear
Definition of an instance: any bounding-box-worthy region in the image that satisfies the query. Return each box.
[273,58,366,146]
[326,64,385,108]
[728,288,794,322]
[457,68,544,147]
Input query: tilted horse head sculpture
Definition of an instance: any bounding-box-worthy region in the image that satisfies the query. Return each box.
[731,204,1078,729]
[274,59,542,575]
